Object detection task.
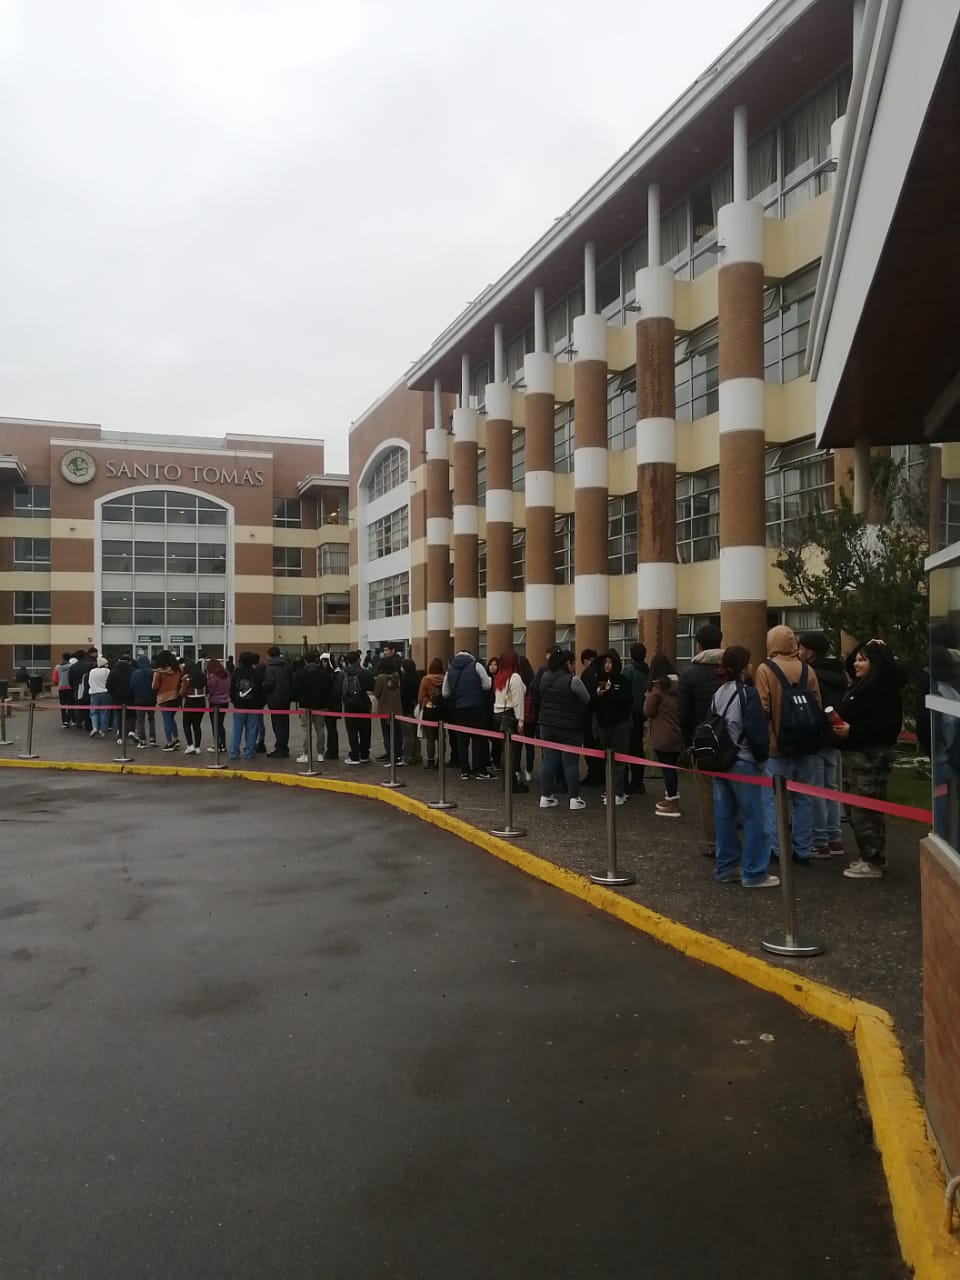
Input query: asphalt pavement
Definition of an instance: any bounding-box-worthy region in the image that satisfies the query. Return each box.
[0,771,906,1279]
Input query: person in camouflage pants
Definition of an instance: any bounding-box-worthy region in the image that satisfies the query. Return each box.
[842,748,896,867]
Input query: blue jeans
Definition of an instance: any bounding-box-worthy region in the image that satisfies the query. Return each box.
[810,747,841,847]
[90,691,111,733]
[713,760,771,885]
[381,717,404,759]
[160,706,179,745]
[764,754,815,861]
[230,711,260,760]
[539,725,582,800]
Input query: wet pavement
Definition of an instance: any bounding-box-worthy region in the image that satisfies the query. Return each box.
[0,770,906,1279]
[4,701,927,1091]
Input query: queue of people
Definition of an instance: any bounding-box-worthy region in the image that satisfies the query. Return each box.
[45,626,912,888]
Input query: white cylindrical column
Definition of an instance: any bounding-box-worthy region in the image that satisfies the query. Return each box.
[733,105,749,203]
[647,184,661,269]
[584,242,597,315]
[426,377,452,660]
[460,353,470,406]
[493,323,505,384]
[453,355,479,654]
[524,342,557,665]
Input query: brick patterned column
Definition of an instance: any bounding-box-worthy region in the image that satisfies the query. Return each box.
[426,379,452,663]
[452,357,479,655]
[573,307,609,657]
[717,196,767,667]
[485,378,515,661]
[635,261,677,659]
[524,349,556,665]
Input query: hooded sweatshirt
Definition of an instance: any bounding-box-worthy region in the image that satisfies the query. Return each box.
[678,648,723,746]
[131,656,156,707]
[593,651,632,728]
[755,626,822,758]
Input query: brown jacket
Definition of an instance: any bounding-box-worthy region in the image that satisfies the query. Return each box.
[643,678,683,753]
[755,655,822,757]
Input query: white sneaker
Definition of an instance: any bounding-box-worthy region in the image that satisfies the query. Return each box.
[183,745,195,755]
[843,859,884,879]
[569,796,587,811]
[539,796,558,809]
[206,746,217,753]
[524,770,533,783]
[296,754,309,764]
[743,874,780,889]
[602,795,627,807]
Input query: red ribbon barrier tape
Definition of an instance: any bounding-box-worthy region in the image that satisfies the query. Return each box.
[785,779,932,825]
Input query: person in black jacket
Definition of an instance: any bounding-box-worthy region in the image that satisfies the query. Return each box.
[537,648,591,810]
[677,623,723,858]
[832,639,906,880]
[621,642,649,793]
[342,651,375,763]
[593,650,633,806]
[68,649,93,732]
[293,652,324,763]
[130,654,157,747]
[400,657,421,766]
[798,632,849,858]
[263,646,293,758]
[229,652,266,762]
[106,653,135,744]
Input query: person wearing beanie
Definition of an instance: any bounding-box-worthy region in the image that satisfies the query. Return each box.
[754,625,822,867]
[797,631,849,858]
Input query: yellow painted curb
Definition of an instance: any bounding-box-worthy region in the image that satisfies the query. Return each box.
[2,754,957,1276]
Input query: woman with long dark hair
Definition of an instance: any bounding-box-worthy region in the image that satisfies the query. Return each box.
[493,649,528,792]
[832,639,905,879]
[643,652,684,817]
[711,646,777,889]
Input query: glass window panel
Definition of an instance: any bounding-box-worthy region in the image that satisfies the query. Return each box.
[13,537,51,567]
[13,644,51,674]
[198,543,227,574]
[166,598,198,625]
[197,503,227,526]
[607,494,637,574]
[365,448,408,502]
[272,497,302,528]
[511,531,525,592]
[477,539,486,597]
[554,405,575,473]
[198,593,225,625]
[273,546,302,578]
[368,572,409,620]
[167,545,196,574]
[318,593,350,625]
[134,542,165,573]
[14,485,50,516]
[676,469,720,562]
[13,590,51,621]
[102,498,133,522]
[102,592,133,625]
[134,593,165,624]
[101,539,133,573]
[367,507,409,559]
[319,545,349,575]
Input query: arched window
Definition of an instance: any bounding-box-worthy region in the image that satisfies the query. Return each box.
[366,447,408,502]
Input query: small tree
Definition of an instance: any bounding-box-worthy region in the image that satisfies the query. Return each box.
[775,454,929,677]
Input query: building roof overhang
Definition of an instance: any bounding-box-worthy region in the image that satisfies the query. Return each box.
[297,472,350,497]
[405,0,851,394]
[0,455,27,480]
[809,0,960,447]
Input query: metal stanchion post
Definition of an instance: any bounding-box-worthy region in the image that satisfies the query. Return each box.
[299,710,321,777]
[208,707,227,770]
[429,723,457,810]
[590,748,635,886]
[491,727,526,838]
[0,700,13,747]
[761,774,824,957]
[17,699,39,760]
[113,704,134,763]
[382,713,405,789]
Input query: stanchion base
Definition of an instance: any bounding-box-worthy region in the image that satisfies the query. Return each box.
[0,739,14,747]
[16,753,39,760]
[298,769,321,778]
[761,935,824,958]
[428,800,457,810]
[490,825,526,839]
[382,781,407,790]
[113,754,135,764]
[206,763,228,771]
[589,872,636,887]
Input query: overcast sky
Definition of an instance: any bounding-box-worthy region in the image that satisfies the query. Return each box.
[1,0,769,472]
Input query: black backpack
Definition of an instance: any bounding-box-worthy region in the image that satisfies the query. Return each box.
[236,671,255,701]
[343,669,367,710]
[763,659,824,757]
[691,688,741,773]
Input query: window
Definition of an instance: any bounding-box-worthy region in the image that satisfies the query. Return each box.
[941,479,960,548]
[763,265,820,384]
[675,614,721,666]
[607,494,637,575]
[597,252,622,321]
[366,447,408,501]
[273,595,302,624]
[512,432,525,491]
[554,404,575,473]
[546,291,582,359]
[319,546,349,575]
[318,491,348,526]
[477,450,486,502]
[101,539,133,573]
[676,469,720,563]
[133,491,164,523]
[783,73,851,214]
[134,592,165,625]
[749,130,778,211]
[102,496,132,522]
[133,542,165,574]
[13,590,50,622]
[765,440,833,547]
[369,572,409,619]
[554,514,574,585]
[13,645,51,675]
[368,506,409,559]
[167,494,198,525]
[690,165,731,277]
[675,323,719,422]
[661,201,690,280]
[198,543,227,575]
[198,593,226,625]
[272,497,301,528]
[607,621,635,658]
[469,362,489,411]
[166,544,197,575]
[13,538,51,567]
[506,332,530,384]
[512,530,525,592]
[14,485,50,517]
[166,595,198,626]
[318,593,350,625]
[197,497,228,526]
[102,591,133,625]
[273,546,302,578]
[512,627,526,657]
[622,237,647,308]
[477,540,486,597]
[607,368,637,452]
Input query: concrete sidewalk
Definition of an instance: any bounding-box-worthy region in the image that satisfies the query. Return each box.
[0,772,906,1279]
[4,699,926,1091]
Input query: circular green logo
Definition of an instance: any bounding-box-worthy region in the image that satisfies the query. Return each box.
[60,449,97,485]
